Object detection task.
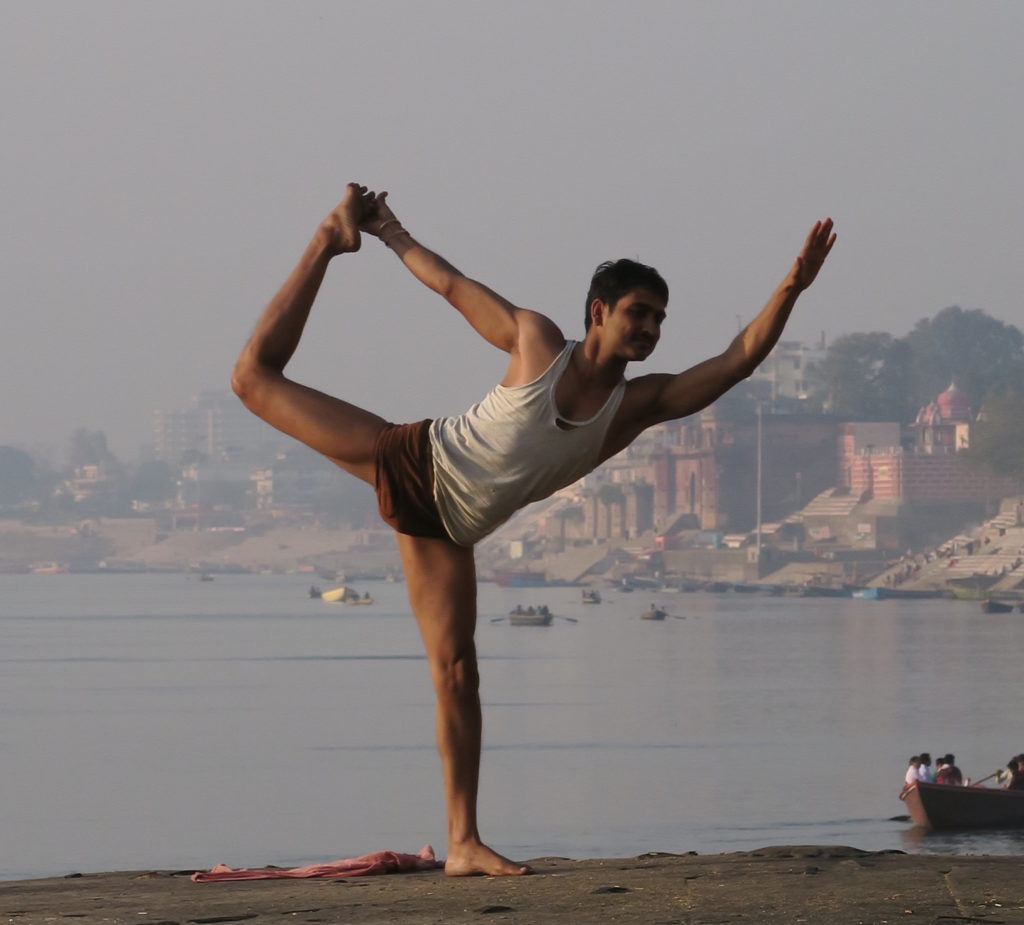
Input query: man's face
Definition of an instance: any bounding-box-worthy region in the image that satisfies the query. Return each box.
[600,287,667,361]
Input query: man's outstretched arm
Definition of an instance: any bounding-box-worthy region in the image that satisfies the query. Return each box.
[361,193,559,354]
[616,219,836,439]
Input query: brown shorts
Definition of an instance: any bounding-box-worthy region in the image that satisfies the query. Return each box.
[374,419,450,541]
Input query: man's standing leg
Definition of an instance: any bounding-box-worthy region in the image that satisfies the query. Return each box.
[396,533,530,876]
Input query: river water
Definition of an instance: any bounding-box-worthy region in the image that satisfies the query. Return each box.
[2,573,1022,880]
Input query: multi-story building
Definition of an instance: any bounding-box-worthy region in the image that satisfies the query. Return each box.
[152,390,283,464]
[748,338,828,408]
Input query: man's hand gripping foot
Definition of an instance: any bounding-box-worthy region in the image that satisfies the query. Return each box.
[445,840,532,877]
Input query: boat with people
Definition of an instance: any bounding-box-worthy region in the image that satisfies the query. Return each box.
[581,589,602,604]
[904,781,1024,830]
[640,605,668,621]
[981,599,1014,614]
[320,585,360,603]
[508,605,553,626]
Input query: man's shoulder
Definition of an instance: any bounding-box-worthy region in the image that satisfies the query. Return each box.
[515,309,565,343]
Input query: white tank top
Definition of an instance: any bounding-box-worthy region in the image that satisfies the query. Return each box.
[429,341,625,546]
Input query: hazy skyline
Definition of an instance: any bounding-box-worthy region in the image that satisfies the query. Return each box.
[3,1,1022,459]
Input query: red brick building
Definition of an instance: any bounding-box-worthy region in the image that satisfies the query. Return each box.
[840,383,1018,503]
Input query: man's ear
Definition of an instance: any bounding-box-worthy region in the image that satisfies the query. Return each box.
[590,298,606,328]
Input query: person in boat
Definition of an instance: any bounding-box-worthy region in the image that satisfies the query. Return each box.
[1012,757,1024,791]
[997,758,1021,789]
[918,752,935,783]
[935,754,964,786]
[231,182,835,877]
[900,756,922,799]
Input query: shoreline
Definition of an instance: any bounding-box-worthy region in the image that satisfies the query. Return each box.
[3,846,1023,924]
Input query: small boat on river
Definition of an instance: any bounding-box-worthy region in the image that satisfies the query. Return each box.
[904,781,1024,830]
[509,605,553,626]
[582,589,602,604]
[981,599,1014,614]
[640,606,668,621]
[320,585,359,603]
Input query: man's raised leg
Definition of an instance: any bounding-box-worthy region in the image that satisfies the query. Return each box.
[232,183,386,483]
[396,533,531,876]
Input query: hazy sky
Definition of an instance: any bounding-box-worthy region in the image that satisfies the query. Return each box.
[3,1,1021,460]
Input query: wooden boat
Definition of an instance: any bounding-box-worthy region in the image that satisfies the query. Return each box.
[581,589,602,604]
[798,585,852,598]
[981,599,1014,614]
[320,585,358,603]
[640,606,668,621]
[493,569,548,588]
[508,608,553,626]
[886,588,946,599]
[853,586,885,600]
[703,581,731,593]
[904,782,1024,829]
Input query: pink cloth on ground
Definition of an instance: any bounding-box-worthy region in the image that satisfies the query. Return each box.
[191,844,444,882]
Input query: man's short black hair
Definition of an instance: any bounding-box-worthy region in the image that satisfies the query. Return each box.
[585,259,668,331]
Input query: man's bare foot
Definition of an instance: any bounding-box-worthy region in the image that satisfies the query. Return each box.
[320,183,368,255]
[445,841,532,877]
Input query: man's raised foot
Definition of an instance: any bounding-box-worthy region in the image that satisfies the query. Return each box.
[445,840,532,877]
[319,182,372,255]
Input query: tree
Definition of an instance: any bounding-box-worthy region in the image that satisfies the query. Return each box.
[68,428,115,468]
[129,461,178,504]
[905,307,1024,412]
[0,446,36,505]
[807,332,913,421]
[965,389,1024,482]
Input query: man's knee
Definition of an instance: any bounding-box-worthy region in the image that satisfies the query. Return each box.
[431,649,480,699]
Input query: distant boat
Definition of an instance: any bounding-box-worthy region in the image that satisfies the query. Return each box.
[981,599,1014,614]
[493,569,549,588]
[348,595,374,605]
[198,573,214,582]
[640,606,668,621]
[508,606,553,626]
[853,585,946,600]
[321,585,359,603]
[799,585,852,598]
[904,781,1024,830]
[948,575,1000,601]
[703,581,731,593]
[853,587,885,600]
[582,589,602,604]
[509,611,553,626]
[885,588,946,600]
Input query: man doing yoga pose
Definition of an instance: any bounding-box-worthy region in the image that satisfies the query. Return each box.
[231,184,836,876]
